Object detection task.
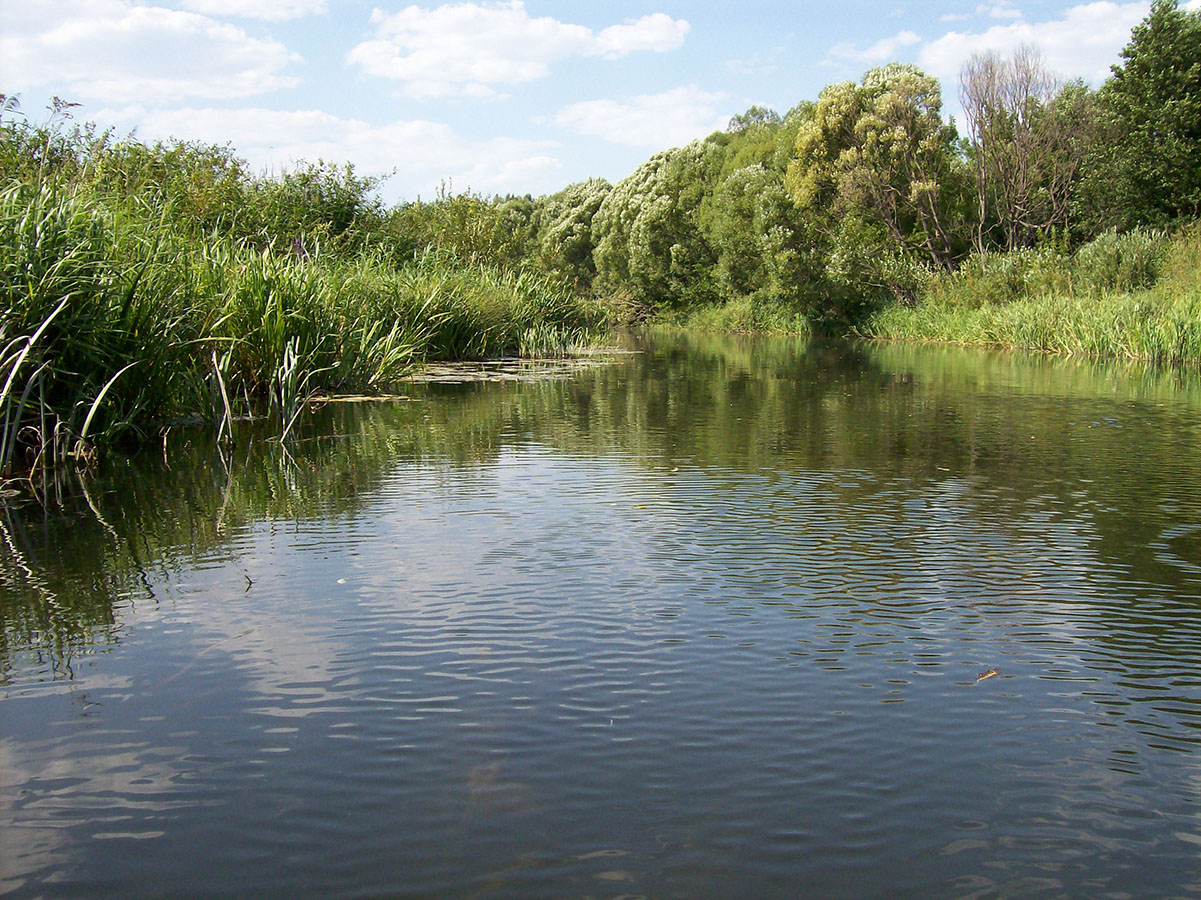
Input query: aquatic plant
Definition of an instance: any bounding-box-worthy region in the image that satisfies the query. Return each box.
[0,121,604,475]
[0,179,207,477]
[861,225,1201,363]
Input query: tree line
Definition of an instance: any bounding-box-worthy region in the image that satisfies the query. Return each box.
[9,0,1194,328]
[1,0,1198,473]
[415,0,1200,322]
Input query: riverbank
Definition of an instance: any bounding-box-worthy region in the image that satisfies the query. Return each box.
[859,225,1201,364]
[664,224,1201,366]
[5,111,1199,482]
[0,135,604,480]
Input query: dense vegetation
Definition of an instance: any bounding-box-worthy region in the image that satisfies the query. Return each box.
[576,0,1201,335]
[0,103,604,480]
[371,0,1200,342]
[2,0,1199,477]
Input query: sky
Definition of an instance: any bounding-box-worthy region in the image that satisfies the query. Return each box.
[2,0,1197,204]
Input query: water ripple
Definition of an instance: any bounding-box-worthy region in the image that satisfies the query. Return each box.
[5,337,1201,899]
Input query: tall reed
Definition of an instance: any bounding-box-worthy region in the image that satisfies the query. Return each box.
[863,227,1201,364]
[0,179,206,476]
[0,124,607,476]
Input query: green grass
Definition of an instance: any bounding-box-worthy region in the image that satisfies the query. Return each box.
[7,105,1199,484]
[861,226,1201,364]
[664,292,813,334]
[0,125,607,479]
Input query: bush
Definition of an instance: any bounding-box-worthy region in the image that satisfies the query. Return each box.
[1071,228,1166,294]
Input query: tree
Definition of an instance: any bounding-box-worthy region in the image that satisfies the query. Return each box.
[959,47,1101,250]
[960,46,1053,251]
[700,161,850,320]
[786,64,965,302]
[253,160,384,251]
[534,178,611,288]
[592,142,722,309]
[1103,0,1201,224]
[702,163,782,298]
[1038,82,1107,242]
[385,188,535,269]
[726,105,782,133]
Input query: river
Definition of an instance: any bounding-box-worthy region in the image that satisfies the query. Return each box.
[3,330,1201,899]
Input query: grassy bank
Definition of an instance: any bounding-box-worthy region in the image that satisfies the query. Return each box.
[860,226,1201,363]
[6,97,1201,483]
[0,121,604,480]
[660,225,1201,365]
[662,292,814,335]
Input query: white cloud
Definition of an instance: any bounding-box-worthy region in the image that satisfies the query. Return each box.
[936,1,1021,22]
[0,0,300,103]
[594,13,690,58]
[725,41,790,76]
[177,0,328,20]
[347,1,689,98]
[827,29,922,64]
[920,1,1149,84]
[554,85,730,149]
[976,1,1023,19]
[99,106,562,200]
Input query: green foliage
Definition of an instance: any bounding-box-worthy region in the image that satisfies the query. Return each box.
[699,161,855,323]
[920,228,1168,310]
[1071,228,1167,293]
[921,245,1067,308]
[703,164,776,297]
[1044,82,1109,241]
[249,160,385,253]
[384,188,539,270]
[534,178,611,288]
[577,2,1198,332]
[867,225,1199,363]
[672,292,812,334]
[0,178,207,472]
[726,105,782,132]
[0,111,602,475]
[593,142,722,309]
[386,250,604,360]
[826,215,934,307]
[787,65,967,303]
[958,48,1103,251]
[0,96,91,185]
[85,137,251,237]
[4,0,1201,477]
[1102,0,1201,225]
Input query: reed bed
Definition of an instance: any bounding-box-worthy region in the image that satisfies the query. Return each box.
[0,126,605,479]
[861,227,1201,364]
[668,293,813,335]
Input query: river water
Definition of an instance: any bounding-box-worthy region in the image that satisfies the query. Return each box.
[3,330,1201,899]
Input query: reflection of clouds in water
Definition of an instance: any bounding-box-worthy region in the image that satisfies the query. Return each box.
[1153,522,1201,578]
[163,536,355,709]
[6,332,1201,899]
[910,476,1100,622]
[341,453,1179,700]
[0,736,184,892]
[1,524,364,888]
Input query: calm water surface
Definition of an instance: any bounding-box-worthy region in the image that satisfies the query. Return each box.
[4,331,1201,899]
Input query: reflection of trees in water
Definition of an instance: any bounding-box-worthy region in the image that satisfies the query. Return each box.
[362,329,1201,692]
[3,331,1201,680]
[0,502,115,681]
[0,412,422,679]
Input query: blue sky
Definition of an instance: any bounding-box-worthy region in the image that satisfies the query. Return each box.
[2,0,1191,203]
